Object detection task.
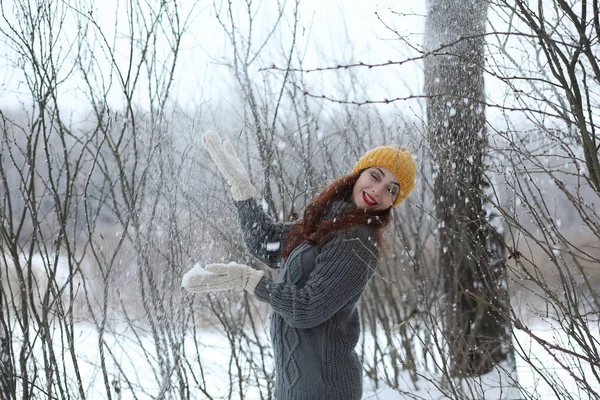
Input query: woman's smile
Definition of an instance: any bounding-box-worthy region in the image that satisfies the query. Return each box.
[362,191,378,206]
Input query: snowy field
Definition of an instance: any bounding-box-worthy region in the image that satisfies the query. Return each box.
[13,315,595,400]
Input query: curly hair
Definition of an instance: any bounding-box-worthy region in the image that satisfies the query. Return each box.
[282,170,393,258]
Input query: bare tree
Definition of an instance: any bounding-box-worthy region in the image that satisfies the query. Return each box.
[423,0,513,376]
[480,0,600,397]
[0,0,209,398]
[490,0,600,194]
[0,252,13,399]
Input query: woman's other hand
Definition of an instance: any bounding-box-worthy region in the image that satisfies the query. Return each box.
[182,262,264,293]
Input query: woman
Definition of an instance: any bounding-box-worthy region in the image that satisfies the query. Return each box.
[182,131,416,400]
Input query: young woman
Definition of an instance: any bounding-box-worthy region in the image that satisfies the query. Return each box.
[183,131,416,400]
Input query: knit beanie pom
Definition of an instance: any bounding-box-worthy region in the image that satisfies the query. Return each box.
[352,146,416,207]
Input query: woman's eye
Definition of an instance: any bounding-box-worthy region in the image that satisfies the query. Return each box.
[371,172,379,181]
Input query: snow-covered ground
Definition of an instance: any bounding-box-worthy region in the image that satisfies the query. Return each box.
[4,248,597,399]
[11,315,594,400]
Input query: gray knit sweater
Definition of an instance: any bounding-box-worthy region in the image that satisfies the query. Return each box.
[236,198,379,400]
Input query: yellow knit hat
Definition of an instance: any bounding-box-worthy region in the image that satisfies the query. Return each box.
[352,146,416,207]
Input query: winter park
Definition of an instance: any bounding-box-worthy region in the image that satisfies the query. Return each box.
[0,0,599,398]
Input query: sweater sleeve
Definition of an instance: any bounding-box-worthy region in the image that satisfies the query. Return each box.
[235,198,294,269]
[254,226,379,328]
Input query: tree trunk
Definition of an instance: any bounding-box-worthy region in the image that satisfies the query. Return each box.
[423,0,513,376]
[0,291,14,398]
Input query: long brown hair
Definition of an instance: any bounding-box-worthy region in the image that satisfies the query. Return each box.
[282,170,393,258]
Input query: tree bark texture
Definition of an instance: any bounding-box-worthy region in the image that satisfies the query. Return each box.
[424,0,513,376]
[0,294,14,398]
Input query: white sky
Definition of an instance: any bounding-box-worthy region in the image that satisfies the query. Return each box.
[0,0,428,119]
[0,0,579,142]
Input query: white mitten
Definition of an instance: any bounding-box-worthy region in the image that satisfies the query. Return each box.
[202,131,256,201]
[181,262,264,293]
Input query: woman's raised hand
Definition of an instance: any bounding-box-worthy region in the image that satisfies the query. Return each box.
[202,131,256,201]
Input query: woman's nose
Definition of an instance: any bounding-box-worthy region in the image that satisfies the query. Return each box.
[372,185,385,197]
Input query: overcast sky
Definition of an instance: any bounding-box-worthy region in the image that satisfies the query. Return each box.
[0,0,428,118]
[0,0,546,134]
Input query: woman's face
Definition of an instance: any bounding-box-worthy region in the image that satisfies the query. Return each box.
[352,167,400,211]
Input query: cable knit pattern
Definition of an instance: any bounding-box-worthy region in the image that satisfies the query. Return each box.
[236,198,379,400]
[236,199,294,269]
